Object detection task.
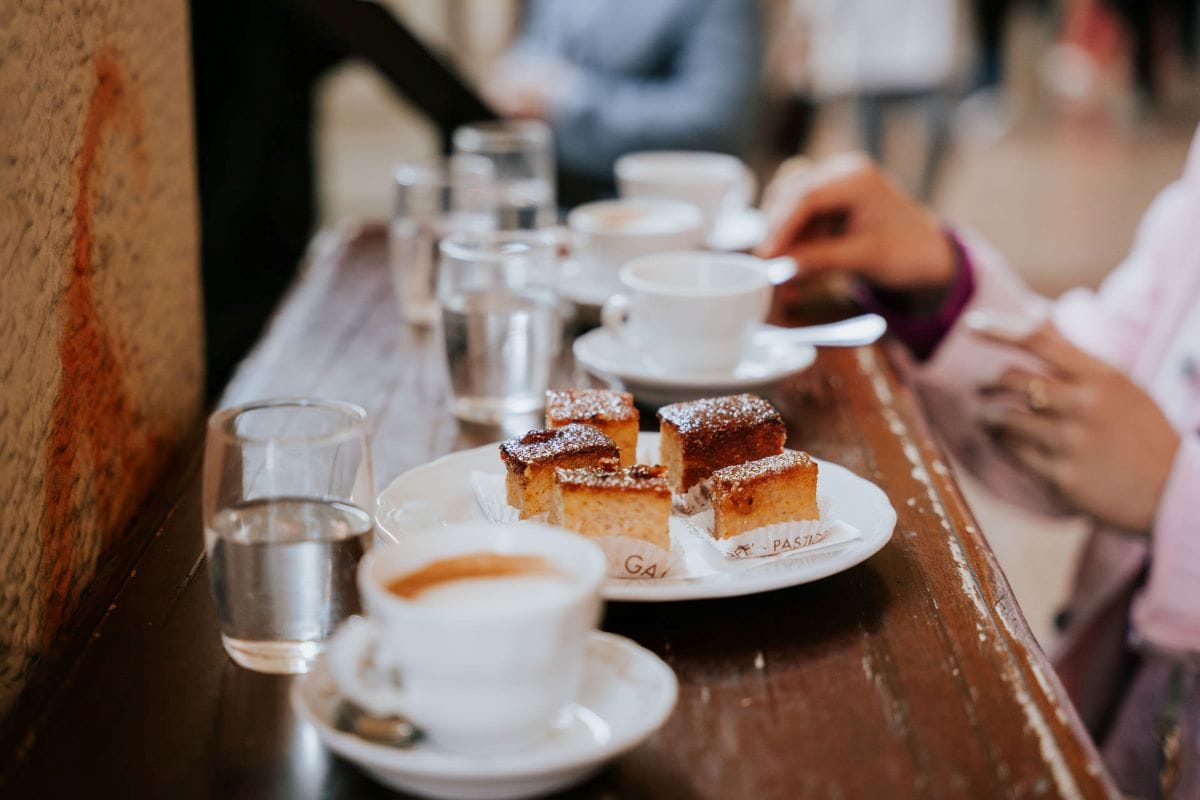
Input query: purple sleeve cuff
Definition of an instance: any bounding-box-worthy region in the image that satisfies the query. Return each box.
[857,232,976,360]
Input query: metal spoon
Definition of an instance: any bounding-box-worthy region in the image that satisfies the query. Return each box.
[335,700,422,748]
[754,313,887,349]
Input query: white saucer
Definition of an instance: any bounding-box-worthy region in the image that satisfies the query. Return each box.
[572,326,817,406]
[293,631,677,800]
[376,433,896,603]
[707,207,767,252]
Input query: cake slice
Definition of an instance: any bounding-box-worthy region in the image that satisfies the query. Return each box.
[500,424,619,518]
[550,465,671,550]
[657,394,786,496]
[545,389,639,466]
[709,452,819,539]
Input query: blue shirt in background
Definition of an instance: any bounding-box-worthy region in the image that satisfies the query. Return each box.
[512,0,763,187]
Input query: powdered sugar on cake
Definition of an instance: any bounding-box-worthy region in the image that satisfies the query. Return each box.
[499,423,617,465]
[545,389,637,424]
[657,393,780,435]
[556,464,669,493]
[711,451,815,486]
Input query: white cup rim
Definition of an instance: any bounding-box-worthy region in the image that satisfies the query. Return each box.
[616,150,745,183]
[453,120,552,154]
[618,251,770,298]
[207,397,368,447]
[438,228,558,264]
[358,522,606,621]
[567,198,703,237]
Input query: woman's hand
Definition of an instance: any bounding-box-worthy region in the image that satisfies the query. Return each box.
[756,154,958,291]
[973,316,1181,532]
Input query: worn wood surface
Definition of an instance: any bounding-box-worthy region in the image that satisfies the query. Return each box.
[0,0,203,736]
[8,227,1116,798]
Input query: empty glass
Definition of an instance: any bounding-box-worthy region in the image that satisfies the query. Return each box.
[203,399,374,674]
[389,155,495,326]
[453,120,556,230]
[437,230,561,423]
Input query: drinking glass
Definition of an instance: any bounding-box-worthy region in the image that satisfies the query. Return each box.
[452,120,556,230]
[437,229,561,423]
[389,155,495,326]
[203,398,374,674]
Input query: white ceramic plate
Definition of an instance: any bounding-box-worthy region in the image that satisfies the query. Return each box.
[293,631,677,800]
[376,433,896,602]
[572,326,817,406]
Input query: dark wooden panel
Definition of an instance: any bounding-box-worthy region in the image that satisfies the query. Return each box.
[7,227,1116,798]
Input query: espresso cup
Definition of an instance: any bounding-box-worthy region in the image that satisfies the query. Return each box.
[568,198,703,297]
[601,251,772,374]
[615,151,755,233]
[327,522,606,755]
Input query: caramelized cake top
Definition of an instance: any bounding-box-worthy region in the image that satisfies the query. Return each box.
[546,389,637,424]
[556,464,669,494]
[711,451,815,491]
[500,424,618,467]
[657,394,782,436]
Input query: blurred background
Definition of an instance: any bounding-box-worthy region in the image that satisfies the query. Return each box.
[211,0,1200,647]
[317,0,1200,301]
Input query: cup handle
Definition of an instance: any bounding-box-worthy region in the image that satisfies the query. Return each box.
[718,164,758,223]
[327,616,411,718]
[763,256,799,286]
[600,294,635,347]
[736,164,758,208]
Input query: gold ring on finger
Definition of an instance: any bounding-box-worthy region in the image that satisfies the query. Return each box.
[1026,378,1050,413]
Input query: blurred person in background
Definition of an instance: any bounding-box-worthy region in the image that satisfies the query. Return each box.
[762,0,821,158]
[1102,0,1198,110]
[972,0,1014,97]
[481,0,763,207]
[770,0,957,200]
[758,143,1200,796]
[1042,0,1199,118]
[955,0,1032,141]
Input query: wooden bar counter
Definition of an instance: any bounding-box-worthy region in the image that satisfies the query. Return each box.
[8,227,1117,799]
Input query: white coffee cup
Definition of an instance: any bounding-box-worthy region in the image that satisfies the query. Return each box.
[601,251,772,374]
[615,151,755,233]
[328,522,606,755]
[568,198,704,297]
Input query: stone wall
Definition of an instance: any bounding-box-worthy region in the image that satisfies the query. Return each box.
[0,0,203,725]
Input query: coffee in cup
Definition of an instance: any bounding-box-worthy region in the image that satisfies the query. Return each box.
[615,151,754,234]
[568,198,703,297]
[328,522,606,755]
[385,552,567,605]
[600,250,772,374]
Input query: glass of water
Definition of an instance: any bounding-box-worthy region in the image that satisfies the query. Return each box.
[390,154,495,326]
[453,120,556,230]
[203,399,374,674]
[438,229,561,423]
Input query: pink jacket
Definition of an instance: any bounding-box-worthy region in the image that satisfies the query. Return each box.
[912,129,1200,794]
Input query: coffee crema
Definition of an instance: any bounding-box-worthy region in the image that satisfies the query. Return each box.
[386,552,560,600]
[577,205,697,236]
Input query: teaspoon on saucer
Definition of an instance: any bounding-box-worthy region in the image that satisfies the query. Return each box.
[754,313,887,349]
[335,700,422,748]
